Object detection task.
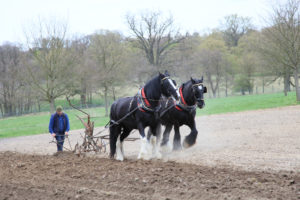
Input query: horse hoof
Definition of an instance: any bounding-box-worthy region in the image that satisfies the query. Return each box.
[160,143,172,154]
[138,152,150,160]
[116,156,124,161]
[173,144,182,151]
[155,152,162,159]
[183,139,195,149]
[116,153,124,161]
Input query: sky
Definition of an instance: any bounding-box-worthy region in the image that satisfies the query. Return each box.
[0,0,275,45]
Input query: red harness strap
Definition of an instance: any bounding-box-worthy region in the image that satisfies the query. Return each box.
[175,86,187,111]
[141,88,151,107]
[175,105,183,111]
[179,86,187,105]
[139,107,146,112]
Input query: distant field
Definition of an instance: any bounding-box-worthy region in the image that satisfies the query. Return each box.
[0,107,109,138]
[0,92,299,138]
[197,92,299,115]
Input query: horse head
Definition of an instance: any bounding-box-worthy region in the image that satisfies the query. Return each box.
[190,76,207,109]
[159,70,179,101]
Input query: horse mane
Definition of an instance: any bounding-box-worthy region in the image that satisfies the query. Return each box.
[143,74,161,107]
[182,80,195,106]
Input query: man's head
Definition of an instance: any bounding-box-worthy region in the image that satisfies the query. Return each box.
[56,105,63,115]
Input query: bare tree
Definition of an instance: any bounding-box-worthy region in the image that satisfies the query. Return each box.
[198,32,228,98]
[89,30,125,116]
[0,44,23,116]
[221,14,253,47]
[24,18,76,112]
[264,0,300,101]
[71,36,91,107]
[126,11,185,71]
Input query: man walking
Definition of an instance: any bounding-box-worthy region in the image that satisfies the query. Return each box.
[49,106,70,152]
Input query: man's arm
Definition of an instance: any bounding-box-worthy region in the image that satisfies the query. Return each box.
[49,115,55,135]
[65,114,70,133]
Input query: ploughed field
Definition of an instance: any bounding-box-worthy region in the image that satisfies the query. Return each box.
[0,106,300,199]
[0,152,299,200]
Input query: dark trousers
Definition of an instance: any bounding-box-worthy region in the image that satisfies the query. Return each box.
[55,133,65,151]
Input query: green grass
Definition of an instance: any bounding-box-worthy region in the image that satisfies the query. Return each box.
[0,107,109,138]
[0,92,299,139]
[197,92,299,115]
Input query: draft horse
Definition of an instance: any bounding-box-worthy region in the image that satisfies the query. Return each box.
[109,71,179,161]
[159,77,207,151]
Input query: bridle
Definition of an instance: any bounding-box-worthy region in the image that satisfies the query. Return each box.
[137,76,177,113]
[160,76,170,84]
[160,76,178,100]
[192,82,205,101]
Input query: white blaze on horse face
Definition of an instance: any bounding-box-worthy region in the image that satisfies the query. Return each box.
[198,85,203,91]
[168,78,178,101]
[168,78,177,91]
[176,89,180,101]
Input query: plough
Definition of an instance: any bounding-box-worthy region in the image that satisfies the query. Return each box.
[66,98,139,156]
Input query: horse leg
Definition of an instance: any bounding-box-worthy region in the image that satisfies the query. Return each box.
[183,119,198,148]
[149,124,162,159]
[173,124,182,151]
[119,127,132,159]
[160,124,172,154]
[137,123,150,160]
[109,124,121,159]
[161,124,172,146]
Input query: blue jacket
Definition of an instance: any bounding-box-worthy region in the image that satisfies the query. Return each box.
[49,113,70,134]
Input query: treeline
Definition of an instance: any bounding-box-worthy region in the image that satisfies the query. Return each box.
[0,0,299,117]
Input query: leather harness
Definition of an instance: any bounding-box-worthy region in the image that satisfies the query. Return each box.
[137,76,170,113]
[174,82,205,113]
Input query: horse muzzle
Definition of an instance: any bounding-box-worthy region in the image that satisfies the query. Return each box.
[197,100,205,109]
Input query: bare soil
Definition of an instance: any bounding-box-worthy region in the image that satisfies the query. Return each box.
[0,151,299,200]
[1,106,300,199]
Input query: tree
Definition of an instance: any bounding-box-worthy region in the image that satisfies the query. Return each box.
[264,0,300,101]
[89,30,125,116]
[71,36,91,106]
[233,31,260,95]
[258,29,293,96]
[221,14,253,47]
[0,44,22,116]
[198,32,228,98]
[126,11,185,71]
[166,32,201,80]
[24,19,76,112]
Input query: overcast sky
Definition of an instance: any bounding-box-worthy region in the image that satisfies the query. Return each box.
[0,0,276,44]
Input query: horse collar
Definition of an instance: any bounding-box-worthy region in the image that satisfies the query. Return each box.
[137,88,156,113]
[179,86,187,106]
[141,88,151,107]
[175,85,196,112]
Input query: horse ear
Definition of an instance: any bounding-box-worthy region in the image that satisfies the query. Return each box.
[190,77,195,84]
[164,70,169,76]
